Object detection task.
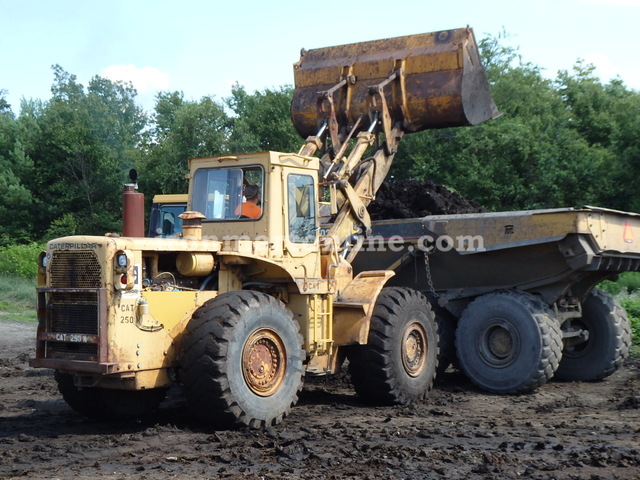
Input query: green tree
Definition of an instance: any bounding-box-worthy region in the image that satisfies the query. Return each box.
[25,66,146,239]
[140,92,230,196]
[393,33,610,212]
[557,65,640,211]
[0,89,12,115]
[0,93,38,245]
[226,84,302,153]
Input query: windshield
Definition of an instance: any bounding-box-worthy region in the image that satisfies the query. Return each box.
[192,166,263,220]
[148,203,186,237]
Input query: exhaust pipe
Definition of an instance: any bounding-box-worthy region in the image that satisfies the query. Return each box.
[123,183,145,237]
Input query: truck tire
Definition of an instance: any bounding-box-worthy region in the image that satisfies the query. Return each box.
[429,298,458,377]
[555,289,632,381]
[54,371,167,420]
[348,287,438,405]
[179,291,304,429]
[455,291,562,394]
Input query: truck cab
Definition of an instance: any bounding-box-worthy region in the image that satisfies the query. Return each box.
[148,194,187,238]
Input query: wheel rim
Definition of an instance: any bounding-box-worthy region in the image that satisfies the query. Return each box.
[561,318,591,357]
[401,321,428,377]
[242,328,286,397]
[479,321,519,367]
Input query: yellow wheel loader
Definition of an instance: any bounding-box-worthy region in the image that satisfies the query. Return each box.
[30,27,498,428]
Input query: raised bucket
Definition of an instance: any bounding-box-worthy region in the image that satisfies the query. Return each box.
[291,27,499,139]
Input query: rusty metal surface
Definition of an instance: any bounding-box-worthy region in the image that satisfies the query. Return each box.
[401,321,428,377]
[291,27,499,140]
[242,328,286,396]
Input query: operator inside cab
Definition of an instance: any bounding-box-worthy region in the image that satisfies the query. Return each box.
[236,184,262,219]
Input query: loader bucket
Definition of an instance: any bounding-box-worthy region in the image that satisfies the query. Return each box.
[291,27,499,139]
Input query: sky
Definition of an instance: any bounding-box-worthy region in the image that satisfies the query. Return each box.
[2,0,639,114]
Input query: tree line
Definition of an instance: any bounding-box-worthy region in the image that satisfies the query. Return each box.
[1,34,639,246]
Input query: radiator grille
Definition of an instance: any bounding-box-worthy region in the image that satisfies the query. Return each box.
[42,289,103,362]
[48,291,99,335]
[50,251,102,288]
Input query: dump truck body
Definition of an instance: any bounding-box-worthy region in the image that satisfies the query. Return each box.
[354,207,640,313]
[353,207,636,393]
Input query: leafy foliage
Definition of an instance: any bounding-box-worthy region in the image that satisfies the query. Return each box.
[392,33,623,212]
[0,243,43,278]
[0,274,37,311]
[140,91,230,196]
[225,83,301,153]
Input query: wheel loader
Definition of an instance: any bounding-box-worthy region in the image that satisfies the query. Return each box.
[30,27,499,428]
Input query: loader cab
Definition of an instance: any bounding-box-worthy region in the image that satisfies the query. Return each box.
[188,152,320,258]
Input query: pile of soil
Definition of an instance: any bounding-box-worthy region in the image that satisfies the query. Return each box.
[369,179,484,220]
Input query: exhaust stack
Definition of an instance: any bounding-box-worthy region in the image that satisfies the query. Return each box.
[122,183,145,237]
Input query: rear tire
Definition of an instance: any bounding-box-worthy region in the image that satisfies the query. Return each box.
[555,289,632,381]
[55,371,167,420]
[348,287,438,405]
[179,291,304,429]
[455,291,562,394]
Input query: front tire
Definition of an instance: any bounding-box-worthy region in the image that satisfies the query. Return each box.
[455,291,562,394]
[348,287,438,405]
[180,291,304,429]
[555,289,632,381]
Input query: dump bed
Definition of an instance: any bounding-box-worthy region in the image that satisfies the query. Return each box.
[352,207,640,316]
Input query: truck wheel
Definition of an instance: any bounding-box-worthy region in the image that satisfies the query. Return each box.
[348,287,438,405]
[555,289,632,381]
[54,371,167,420]
[179,291,304,429]
[429,298,458,376]
[455,291,562,394]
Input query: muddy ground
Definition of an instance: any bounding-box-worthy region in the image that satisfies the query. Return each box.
[1,318,639,480]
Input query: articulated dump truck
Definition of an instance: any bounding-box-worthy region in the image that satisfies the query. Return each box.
[352,208,637,394]
[30,27,499,428]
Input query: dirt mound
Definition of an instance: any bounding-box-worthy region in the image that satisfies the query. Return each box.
[369,179,484,220]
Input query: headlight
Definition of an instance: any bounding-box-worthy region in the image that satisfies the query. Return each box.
[116,253,128,268]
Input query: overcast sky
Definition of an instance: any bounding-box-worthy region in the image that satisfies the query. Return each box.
[2,0,639,113]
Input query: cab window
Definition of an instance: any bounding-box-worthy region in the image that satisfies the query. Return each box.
[287,174,316,243]
[192,166,263,220]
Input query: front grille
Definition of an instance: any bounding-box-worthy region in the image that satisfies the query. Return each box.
[50,251,102,288]
[48,291,99,335]
[39,288,105,363]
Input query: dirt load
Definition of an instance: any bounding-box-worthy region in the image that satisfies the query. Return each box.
[1,318,639,480]
[368,179,485,220]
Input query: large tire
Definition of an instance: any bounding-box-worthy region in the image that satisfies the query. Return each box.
[555,289,632,381]
[179,291,304,429]
[455,291,563,394]
[429,298,458,377]
[348,287,438,405]
[55,371,167,420]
